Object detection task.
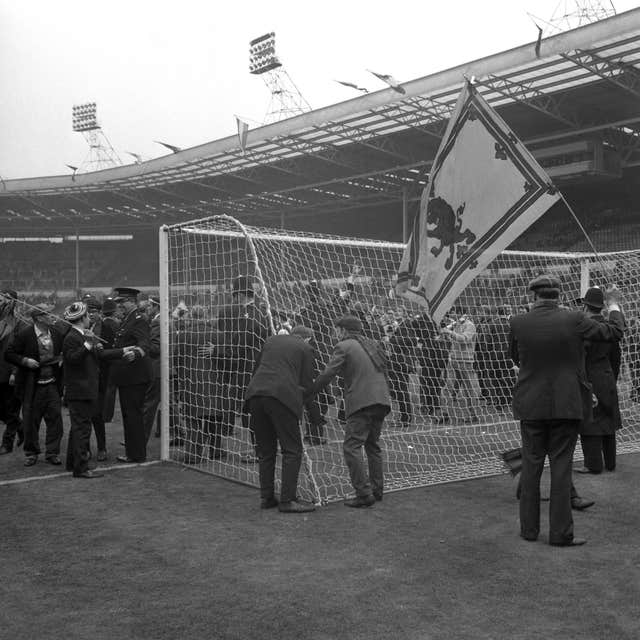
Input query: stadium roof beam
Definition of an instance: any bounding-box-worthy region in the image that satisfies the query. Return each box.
[561,47,640,100]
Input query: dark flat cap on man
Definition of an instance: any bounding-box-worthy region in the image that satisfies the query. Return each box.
[82,295,101,310]
[290,325,314,339]
[528,274,561,293]
[113,287,140,301]
[31,302,55,318]
[335,315,363,333]
[64,301,87,322]
[576,286,605,310]
[102,298,117,313]
[232,275,254,296]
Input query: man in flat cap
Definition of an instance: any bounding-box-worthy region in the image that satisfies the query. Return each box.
[245,325,319,512]
[509,275,625,546]
[311,315,391,508]
[0,289,28,455]
[5,302,65,466]
[110,287,151,463]
[62,301,134,478]
[142,295,162,443]
[215,275,270,463]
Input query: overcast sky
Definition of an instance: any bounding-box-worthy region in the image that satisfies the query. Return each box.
[1,0,638,180]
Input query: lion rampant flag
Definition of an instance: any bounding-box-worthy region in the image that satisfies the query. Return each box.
[396,81,561,322]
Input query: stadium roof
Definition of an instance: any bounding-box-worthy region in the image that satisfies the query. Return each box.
[2,8,640,230]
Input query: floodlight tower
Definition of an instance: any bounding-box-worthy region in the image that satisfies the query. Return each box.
[249,32,311,124]
[547,1,616,31]
[72,102,122,172]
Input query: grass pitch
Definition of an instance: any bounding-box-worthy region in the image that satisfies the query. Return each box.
[2,435,640,639]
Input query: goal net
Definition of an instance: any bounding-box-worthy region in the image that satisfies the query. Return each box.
[160,215,640,503]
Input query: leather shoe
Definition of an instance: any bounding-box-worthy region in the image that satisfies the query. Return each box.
[574,467,598,474]
[260,497,279,509]
[0,445,12,455]
[73,470,104,479]
[45,455,62,465]
[344,495,376,508]
[24,456,37,467]
[116,455,143,463]
[550,538,587,547]
[571,497,595,511]
[96,450,107,462]
[278,500,315,513]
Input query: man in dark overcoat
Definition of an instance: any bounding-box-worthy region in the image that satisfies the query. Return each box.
[110,287,151,463]
[5,303,65,466]
[245,325,318,513]
[509,275,625,546]
[62,301,129,477]
[142,296,161,443]
[574,287,623,474]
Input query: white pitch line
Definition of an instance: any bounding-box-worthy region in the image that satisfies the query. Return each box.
[0,460,161,487]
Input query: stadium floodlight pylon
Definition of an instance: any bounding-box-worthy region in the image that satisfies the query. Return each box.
[159,215,640,504]
[71,101,122,172]
[249,32,311,124]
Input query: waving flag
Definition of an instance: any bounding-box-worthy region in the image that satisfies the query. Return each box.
[235,116,249,155]
[367,70,406,94]
[396,81,560,322]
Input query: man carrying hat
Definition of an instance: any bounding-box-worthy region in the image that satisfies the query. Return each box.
[311,315,391,507]
[0,289,28,455]
[574,286,623,474]
[62,301,133,478]
[5,302,65,466]
[109,287,152,463]
[509,275,625,546]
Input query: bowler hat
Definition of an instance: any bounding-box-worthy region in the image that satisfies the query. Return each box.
[528,274,561,294]
[83,295,101,310]
[576,286,604,310]
[232,275,254,296]
[335,314,363,333]
[113,287,140,301]
[102,298,117,314]
[64,301,87,322]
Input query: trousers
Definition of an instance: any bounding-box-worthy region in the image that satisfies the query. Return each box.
[24,382,63,457]
[119,383,147,461]
[66,400,94,475]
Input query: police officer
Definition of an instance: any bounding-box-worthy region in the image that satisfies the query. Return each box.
[110,287,151,463]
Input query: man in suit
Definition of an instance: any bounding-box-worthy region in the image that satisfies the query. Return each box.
[574,287,623,474]
[245,325,318,513]
[0,289,26,455]
[142,296,161,443]
[509,275,624,547]
[109,287,151,463]
[5,303,66,466]
[62,301,132,478]
[312,315,391,508]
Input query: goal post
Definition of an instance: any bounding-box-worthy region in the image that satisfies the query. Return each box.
[160,214,640,503]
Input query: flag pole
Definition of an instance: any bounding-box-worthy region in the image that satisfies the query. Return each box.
[558,192,611,278]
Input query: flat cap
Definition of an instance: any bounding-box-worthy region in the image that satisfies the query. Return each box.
[528,274,561,293]
[290,325,314,339]
[335,314,363,333]
[113,287,140,301]
[64,301,87,322]
[31,302,55,319]
[82,295,101,310]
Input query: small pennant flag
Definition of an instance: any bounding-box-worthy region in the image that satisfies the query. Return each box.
[236,116,249,155]
[367,69,405,94]
[335,80,369,94]
[126,151,143,164]
[154,140,182,153]
[396,81,561,322]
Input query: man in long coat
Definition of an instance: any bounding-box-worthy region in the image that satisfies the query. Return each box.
[509,275,624,547]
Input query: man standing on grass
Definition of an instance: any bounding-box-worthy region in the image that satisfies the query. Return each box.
[245,325,319,513]
[312,315,391,508]
[509,275,624,547]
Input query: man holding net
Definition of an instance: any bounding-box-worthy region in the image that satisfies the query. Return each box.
[311,315,391,508]
[509,275,624,547]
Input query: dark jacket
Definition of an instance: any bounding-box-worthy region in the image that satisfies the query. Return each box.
[5,323,65,397]
[509,301,624,421]
[149,313,161,379]
[580,313,622,436]
[109,309,152,386]
[313,336,391,417]
[63,327,124,401]
[245,334,316,419]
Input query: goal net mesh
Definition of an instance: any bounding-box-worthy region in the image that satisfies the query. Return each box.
[162,215,640,503]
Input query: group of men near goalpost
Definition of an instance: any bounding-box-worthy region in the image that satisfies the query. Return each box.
[246,273,625,547]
